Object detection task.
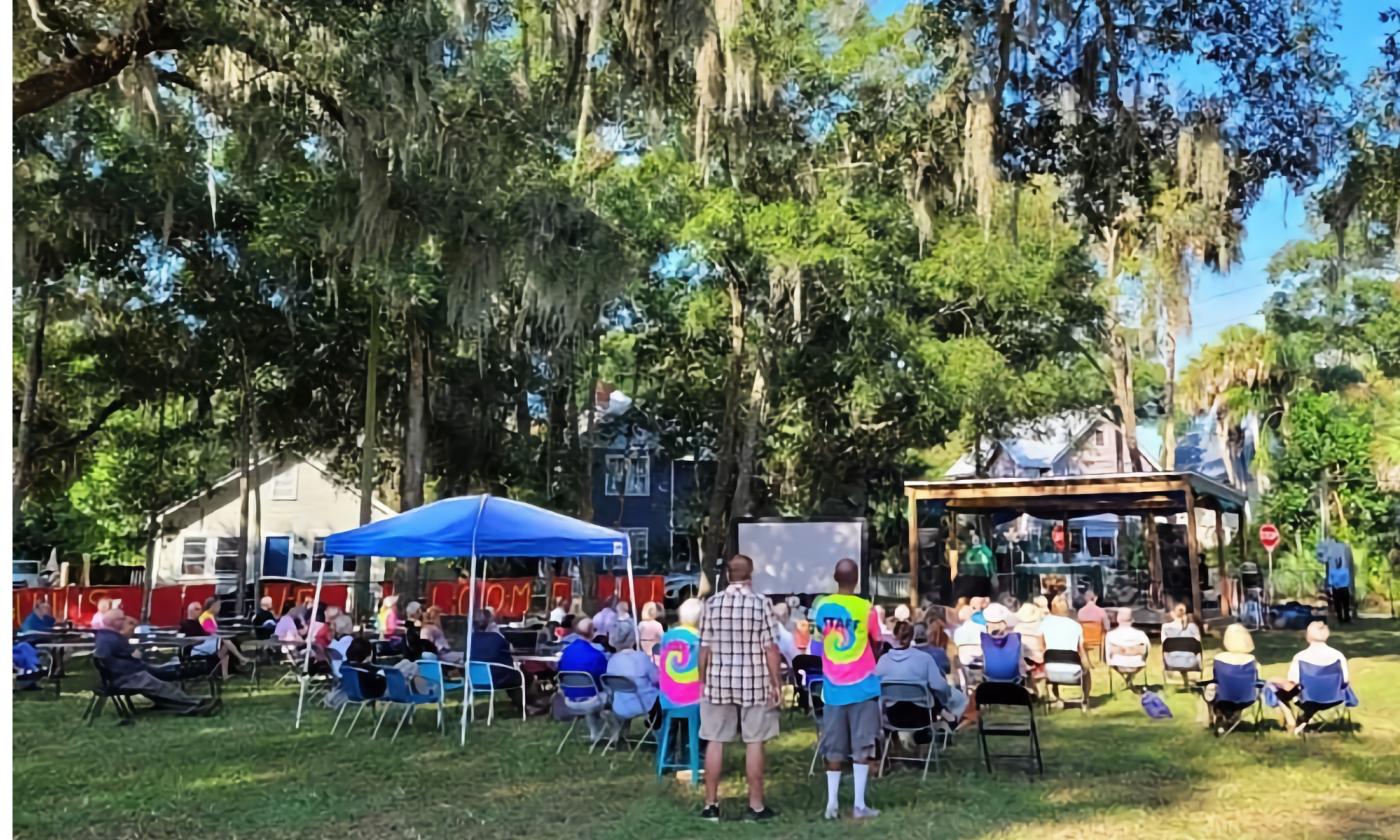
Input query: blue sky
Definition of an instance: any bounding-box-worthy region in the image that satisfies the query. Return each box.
[866,0,1388,362]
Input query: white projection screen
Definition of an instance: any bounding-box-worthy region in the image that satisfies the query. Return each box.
[737,520,865,596]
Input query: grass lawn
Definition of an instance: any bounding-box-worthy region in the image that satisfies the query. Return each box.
[14,617,1400,840]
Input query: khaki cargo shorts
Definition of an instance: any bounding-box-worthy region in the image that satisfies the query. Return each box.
[700,701,780,743]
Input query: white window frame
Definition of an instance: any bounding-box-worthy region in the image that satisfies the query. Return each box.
[622,527,649,565]
[212,536,240,574]
[180,536,209,577]
[604,453,651,497]
[272,465,299,500]
[311,535,357,576]
[1093,428,1105,446]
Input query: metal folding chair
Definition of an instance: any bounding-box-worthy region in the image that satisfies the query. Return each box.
[600,673,658,757]
[1160,637,1203,690]
[555,670,604,754]
[807,679,826,776]
[1043,649,1090,713]
[975,681,1043,775]
[878,680,946,780]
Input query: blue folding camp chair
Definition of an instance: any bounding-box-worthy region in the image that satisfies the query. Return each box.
[1205,660,1263,738]
[415,659,466,728]
[332,666,383,737]
[981,633,1024,684]
[374,667,444,741]
[1294,660,1356,737]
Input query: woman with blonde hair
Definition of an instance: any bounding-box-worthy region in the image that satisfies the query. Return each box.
[638,601,666,657]
[419,606,463,664]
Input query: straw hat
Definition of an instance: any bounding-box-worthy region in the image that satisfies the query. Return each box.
[1016,603,1042,624]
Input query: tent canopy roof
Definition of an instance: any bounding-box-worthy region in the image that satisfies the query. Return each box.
[905,471,1247,516]
[324,495,629,559]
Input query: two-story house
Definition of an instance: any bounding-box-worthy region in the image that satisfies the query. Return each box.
[584,385,710,570]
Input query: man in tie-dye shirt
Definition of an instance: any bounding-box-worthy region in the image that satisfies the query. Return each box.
[812,558,882,821]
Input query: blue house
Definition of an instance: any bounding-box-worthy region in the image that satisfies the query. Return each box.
[585,386,710,570]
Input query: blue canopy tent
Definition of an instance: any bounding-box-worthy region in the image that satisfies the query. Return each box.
[312,495,631,744]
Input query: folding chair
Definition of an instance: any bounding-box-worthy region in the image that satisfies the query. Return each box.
[1043,649,1090,714]
[980,633,1024,684]
[332,666,383,737]
[555,670,605,754]
[878,681,946,781]
[83,659,142,726]
[1160,637,1204,690]
[975,681,1043,775]
[600,673,659,757]
[1107,639,1149,695]
[374,667,444,741]
[791,654,823,714]
[1294,661,1356,737]
[1204,660,1263,738]
[466,660,525,725]
[1080,621,1106,664]
[807,679,827,776]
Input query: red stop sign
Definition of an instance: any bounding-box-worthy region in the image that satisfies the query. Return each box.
[1259,523,1281,552]
[1051,523,1067,552]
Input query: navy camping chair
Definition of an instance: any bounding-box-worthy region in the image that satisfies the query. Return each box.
[981,633,1024,684]
[1295,660,1356,736]
[374,667,444,741]
[1206,660,1263,737]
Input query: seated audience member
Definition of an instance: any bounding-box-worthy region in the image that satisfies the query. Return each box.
[558,617,617,744]
[94,608,218,715]
[970,596,991,625]
[1040,595,1092,701]
[377,595,402,638]
[192,599,253,677]
[341,635,386,696]
[606,643,661,730]
[1161,604,1203,671]
[876,621,968,726]
[549,596,570,626]
[274,601,305,650]
[979,604,1027,683]
[792,618,812,655]
[952,605,983,669]
[1105,608,1150,687]
[468,609,521,688]
[90,598,113,630]
[420,606,464,665]
[592,596,620,639]
[1076,591,1110,630]
[913,621,952,675]
[252,597,277,638]
[637,601,666,658]
[1016,603,1046,687]
[609,601,638,650]
[770,601,799,664]
[20,601,57,634]
[404,600,424,645]
[313,606,342,649]
[1202,622,1258,732]
[875,603,889,634]
[1271,621,1352,734]
[328,614,356,677]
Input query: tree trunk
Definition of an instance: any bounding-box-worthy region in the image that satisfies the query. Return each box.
[1108,330,1143,471]
[700,274,747,574]
[729,352,770,523]
[1161,330,1177,469]
[401,316,428,606]
[355,295,381,619]
[13,283,49,522]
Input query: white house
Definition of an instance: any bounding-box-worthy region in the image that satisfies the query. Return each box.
[947,411,1161,479]
[150,452,396,589]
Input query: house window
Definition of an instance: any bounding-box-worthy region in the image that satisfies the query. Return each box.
[311,536,356,575]
[605,454,650,496]
[1085,535,1116,557]
[214,537,240,573]
[622,528,649,566]
[1093,429,1105,446]
[272,465,298,500]
[181,537,208,576]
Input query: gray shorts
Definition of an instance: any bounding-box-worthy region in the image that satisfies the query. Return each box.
[819,698,882,762]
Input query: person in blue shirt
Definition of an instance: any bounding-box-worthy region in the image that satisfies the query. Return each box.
[467,609,521,689]
[605,646,660,734]
[19,601,57,634]
[1317,539,1355,624]
[557,617,618,745]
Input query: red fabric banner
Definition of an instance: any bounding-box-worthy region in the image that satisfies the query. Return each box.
[595,574,665,608]
[424,578,551,621]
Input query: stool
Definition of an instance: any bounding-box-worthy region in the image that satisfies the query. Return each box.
[656,705,701,784]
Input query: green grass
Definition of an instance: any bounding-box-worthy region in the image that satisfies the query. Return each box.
[14,618,1400,840]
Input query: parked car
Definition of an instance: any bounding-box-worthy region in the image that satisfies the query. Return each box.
[664,572,699,607]
[13,559,44,589]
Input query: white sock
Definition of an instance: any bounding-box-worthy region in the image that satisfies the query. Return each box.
[825,770,841,812]
[853,763,870,810]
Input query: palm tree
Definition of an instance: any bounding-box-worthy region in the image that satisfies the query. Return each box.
[1177,325,1283,490]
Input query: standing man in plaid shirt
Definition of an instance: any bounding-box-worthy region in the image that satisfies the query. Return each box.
[698,554,783,822]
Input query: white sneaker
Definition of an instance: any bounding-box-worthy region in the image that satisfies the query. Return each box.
[823,805,840,821]
[853,806,880,820]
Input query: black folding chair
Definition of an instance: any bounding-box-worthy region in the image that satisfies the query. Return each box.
[879,681,946,780]
[1160,637,1204,690]
[807,679,827,776]
[1043,649,1090,713]
[83,659,142,726]
[792,654,823,715]
[975,681,1043,775]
